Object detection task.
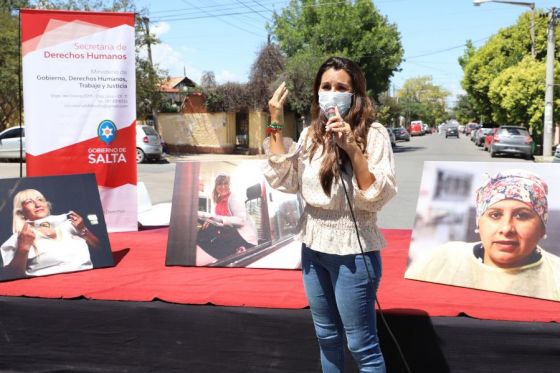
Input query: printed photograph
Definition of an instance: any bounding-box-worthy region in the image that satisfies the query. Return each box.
[165,160,303,269]
[405,161,560,302]
[0,174,114,282]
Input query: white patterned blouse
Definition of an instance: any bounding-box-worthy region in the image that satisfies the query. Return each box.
[262,122,397,255]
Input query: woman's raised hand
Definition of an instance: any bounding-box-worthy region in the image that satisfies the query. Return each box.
[268,81,289,122]
[16,223,35,253]
[67,210,85,231]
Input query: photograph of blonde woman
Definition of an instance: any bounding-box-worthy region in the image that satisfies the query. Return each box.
[0,175,114,282]
[406,164,560,302]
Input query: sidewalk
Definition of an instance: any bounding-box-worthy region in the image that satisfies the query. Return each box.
[165,152,267,163]
[533,155,555,163]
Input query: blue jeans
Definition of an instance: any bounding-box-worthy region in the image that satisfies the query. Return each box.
[302,244,385,373]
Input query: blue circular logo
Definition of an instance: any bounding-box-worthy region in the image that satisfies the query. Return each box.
[97,120,117,145]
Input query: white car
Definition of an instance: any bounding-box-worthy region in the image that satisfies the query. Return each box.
[387,126,396,147]
[136,125,163,163]
[552,146,560,163]
[0,125,163,163]
[0,126,25,160]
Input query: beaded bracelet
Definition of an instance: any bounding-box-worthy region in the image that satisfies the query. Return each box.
[266,121,283,134]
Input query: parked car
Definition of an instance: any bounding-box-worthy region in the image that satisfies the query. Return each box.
[553,145,560,163]
[445,126,459,138]
[136,125,163,163]
[475,128,494,147]
[483,128,498,151]
[470,128,480,142]
[391,127,410,142]
[387,126,396,147]
[552,145,560,163]
[0,126,25,160]
[409,121,423,136]
[490,126,532,159]
[464,122,479,136]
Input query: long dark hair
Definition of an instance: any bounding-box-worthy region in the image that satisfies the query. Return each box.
[308,57,374,196]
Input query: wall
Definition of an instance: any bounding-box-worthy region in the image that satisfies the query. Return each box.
[158,112,236,154]
[247,111,297,155]
[157,110,299,155]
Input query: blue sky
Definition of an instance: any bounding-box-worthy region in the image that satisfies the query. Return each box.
[136,0,560,105]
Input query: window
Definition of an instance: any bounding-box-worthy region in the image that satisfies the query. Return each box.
[0,128,24,140]
[142,126,158,136]
[499,128,528,136]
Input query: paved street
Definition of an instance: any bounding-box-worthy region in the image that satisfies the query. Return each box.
[379,132,533,229]
[0,131,535,229]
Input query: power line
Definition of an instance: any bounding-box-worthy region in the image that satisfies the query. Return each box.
[178,0,264,37]
[251,0,274,14]
[405,37,489,60]
[150,0,351,22]
[148,0,280,16]
[234,0,271,21]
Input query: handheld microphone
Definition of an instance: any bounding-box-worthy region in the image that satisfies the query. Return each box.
[325,106,337,144]
[325,106,342,165]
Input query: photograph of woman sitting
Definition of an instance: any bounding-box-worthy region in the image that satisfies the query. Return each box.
[196,173,258,265]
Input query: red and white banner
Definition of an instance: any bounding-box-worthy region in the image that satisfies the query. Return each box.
[21,9,137,232]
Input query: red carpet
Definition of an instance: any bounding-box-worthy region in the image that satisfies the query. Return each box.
[1,228,559,322]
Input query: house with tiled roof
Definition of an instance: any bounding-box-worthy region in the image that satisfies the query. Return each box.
[159,76,197,110]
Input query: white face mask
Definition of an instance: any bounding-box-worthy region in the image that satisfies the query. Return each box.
[318,91,353,117]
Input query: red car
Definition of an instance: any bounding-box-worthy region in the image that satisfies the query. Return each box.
[483,128,498,151]
[409,121,423,136]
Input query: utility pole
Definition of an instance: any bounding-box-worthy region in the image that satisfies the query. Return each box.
[142,17,153,67]
[141,16,159,133]
[543,8,556,157]
[473,1,536,58]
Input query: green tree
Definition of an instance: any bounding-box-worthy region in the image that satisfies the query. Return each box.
[269,0,403,99]
[376,92,401,127]
[397,76,449,127]
[204,83,250,113]
[282,50,326,118]
[488,56,560,135]
[33,0,133,11]
[200,71,217,90]
[247,42,285,111]
[460,11,556,126]
[453,94,478,125]
[134,12,166,121]
[202,43,285,113]
[0,2,28,131]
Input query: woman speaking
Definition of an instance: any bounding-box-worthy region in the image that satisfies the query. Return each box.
[263,57,397,372]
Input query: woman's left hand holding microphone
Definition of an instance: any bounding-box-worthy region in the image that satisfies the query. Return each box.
[325,106,356,152]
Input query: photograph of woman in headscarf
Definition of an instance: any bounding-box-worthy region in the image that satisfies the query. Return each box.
[405,166,560,302]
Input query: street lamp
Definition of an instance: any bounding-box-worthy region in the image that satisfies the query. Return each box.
[474,0,536,58]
